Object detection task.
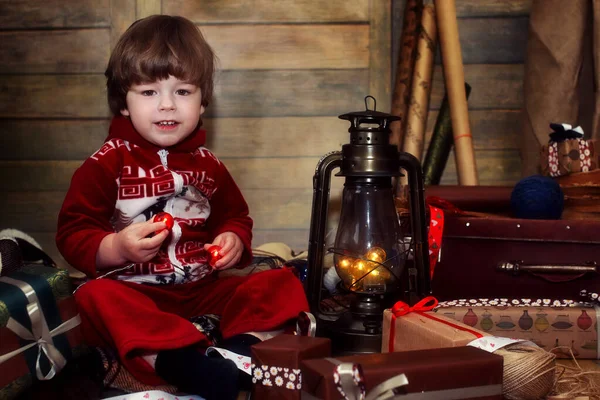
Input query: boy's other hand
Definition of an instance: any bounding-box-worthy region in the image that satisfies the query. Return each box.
[115,220,169,263]
[203,232,243,270]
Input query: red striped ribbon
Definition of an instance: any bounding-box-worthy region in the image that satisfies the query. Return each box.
[427,205,444,279]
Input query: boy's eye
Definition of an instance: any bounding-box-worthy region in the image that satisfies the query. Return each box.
[141,90,156,96]
[176,89,191,96]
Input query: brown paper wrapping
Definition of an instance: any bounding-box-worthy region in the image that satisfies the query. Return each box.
[520,1,597,177]
[301,347,503,400]
[437,304,599,359]
[390,0,423,153]
[402,4,437,162]
[250,334,331,399]
[434,0,478,185]
[381,309,489,353]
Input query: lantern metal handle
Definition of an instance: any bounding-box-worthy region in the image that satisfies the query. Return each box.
[306,151,343,312]
[398,152,431,302]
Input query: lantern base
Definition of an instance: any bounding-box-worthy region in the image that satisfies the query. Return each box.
[315,292,386,355]
[317,311,382,355]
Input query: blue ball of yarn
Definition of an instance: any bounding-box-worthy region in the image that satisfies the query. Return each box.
[510,175,564,219]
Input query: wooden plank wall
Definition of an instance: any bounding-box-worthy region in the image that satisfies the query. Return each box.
[0,0,530,270]
[0,0,389,268]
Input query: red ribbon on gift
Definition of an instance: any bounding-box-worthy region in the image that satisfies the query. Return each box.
[388,296,483,353]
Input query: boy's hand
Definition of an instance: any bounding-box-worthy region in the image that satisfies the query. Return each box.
[203,232,243,270]
[114,220,169,263]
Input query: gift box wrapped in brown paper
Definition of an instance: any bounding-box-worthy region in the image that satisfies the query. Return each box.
[301,346,503,400]
[251,334,331,399]
[381,297,490,353]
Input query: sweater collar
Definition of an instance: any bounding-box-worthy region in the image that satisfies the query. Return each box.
[106,116,206,153]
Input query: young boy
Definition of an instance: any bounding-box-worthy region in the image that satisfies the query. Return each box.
[56,15,309,399]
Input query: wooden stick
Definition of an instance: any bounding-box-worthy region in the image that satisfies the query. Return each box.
[434,0,479,185]
[390,0,423,152]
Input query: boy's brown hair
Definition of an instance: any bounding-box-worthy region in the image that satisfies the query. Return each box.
[105,15,215,116]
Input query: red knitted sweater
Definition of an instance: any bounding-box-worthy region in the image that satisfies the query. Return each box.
[56,117,253,284]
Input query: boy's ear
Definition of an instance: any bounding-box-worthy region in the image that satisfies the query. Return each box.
[200,105,205,115]
[120,108,130,117]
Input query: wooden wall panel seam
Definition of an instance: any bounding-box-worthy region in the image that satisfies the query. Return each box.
[368,0,392,112]
[161,0,370,24]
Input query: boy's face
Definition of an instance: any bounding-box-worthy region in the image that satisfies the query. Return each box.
[121,75,205,148]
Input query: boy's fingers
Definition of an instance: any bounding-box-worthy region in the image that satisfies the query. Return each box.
[142,229,168,248]
[143,221,167,236]
[216,251,241,270]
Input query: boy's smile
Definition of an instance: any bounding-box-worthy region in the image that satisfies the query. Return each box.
[156,120,178,129]
[121,75,205,148]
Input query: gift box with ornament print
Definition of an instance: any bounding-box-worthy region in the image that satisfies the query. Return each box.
[435,298,599,359]
[250,334,331,399]
[541,137,598,177]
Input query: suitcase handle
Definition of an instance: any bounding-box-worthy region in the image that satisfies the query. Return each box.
[497,261,598,283]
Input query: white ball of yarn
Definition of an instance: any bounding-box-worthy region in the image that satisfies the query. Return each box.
[323,267,341,293]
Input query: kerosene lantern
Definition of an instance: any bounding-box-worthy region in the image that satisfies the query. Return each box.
[306,96,431,355]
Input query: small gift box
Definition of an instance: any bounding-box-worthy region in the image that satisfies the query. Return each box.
[541,123,598,177]
[436,298,599,359]
[0,266,83,399]
[251,334,331,399]
[381,296,490,353]
[301,346,503,399]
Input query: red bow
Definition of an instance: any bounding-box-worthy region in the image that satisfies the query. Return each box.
[391,296,439,317]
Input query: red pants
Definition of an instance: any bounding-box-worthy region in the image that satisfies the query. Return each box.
[74,268,309,385]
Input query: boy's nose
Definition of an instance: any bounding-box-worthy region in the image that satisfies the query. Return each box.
[159,95,176,111]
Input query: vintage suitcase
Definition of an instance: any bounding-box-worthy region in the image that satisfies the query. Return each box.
[423,186,600,301]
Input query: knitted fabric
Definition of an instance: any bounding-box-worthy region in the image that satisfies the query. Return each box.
[57,116,253,284]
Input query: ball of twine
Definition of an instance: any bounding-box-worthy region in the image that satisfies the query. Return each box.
[495,343,556,400]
